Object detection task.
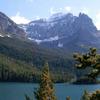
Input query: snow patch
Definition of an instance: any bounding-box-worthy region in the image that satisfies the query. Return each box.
[50,13,65,21]
[19,25,27,32]
[44,36,59,41]
[0,34,4,37]
[35,39,42,44]
[58,42,63,47]
[28,35,59,44]
[28,37,33,40]
[28,37,42,44]
[0,34,11,38]
[38,34,41,37]
[29,23,35,26]
[6,35,11,37]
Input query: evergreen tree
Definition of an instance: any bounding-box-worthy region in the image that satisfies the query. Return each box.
[81,90,90,100]
[73,48,100,82]
[66,96,71,100]
[34,62,57,100]
[90,90,100,100]
[25,94,31,100]
[81,90,100,100]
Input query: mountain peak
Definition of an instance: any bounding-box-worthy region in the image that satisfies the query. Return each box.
[73,12,97,34]
[0,11,100,52]
[19,12,99,50]
[49,13,74,22]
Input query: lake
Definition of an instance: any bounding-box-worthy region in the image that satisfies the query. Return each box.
[0,83,100,100]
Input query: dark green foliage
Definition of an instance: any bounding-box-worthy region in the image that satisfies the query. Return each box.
[25,94,31,100]
[66,96,71,100]
[73,48,100,83]
[81,90,90,100]
[34,62,57,100]
[73,48,97,69]
[90,90,100,100]
[0,53,40,82]
[81,90,100,100]
[0,53,73,82]
[0,37,71,67]
[0,37,74,82]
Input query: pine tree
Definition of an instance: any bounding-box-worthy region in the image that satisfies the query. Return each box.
[73,48,100,83]
[34,62,57,100]
[81,90,90,100]
[90,90,100,100]
[66,96,71,100]
[25,94,31,100]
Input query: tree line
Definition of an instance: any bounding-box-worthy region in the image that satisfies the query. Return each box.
[26,48,100,100]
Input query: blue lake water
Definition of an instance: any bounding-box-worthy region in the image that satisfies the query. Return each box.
[0,82,100,100]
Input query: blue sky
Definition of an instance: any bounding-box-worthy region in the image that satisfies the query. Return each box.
[0,0,100,29]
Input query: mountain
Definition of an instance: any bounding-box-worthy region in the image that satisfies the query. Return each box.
[0,11,100,82]
[20,13,99,52]
[0,11,74,71]
[0,11,98,51]
[20,13,77,42]
[0,12,74,82]
[0,12,26,39]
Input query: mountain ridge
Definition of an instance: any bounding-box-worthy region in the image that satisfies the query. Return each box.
[0,11,99,52]
[0,11,99,82]
[19,12,100,52]
[0,11,26,39]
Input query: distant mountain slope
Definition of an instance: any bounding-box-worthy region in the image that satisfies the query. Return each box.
[0,36,72,67]
[0,53,39,82]
[0,36,74,82]
[0,11,99,52]
[20,13,77,41]
[0,11,99,65]
[0,12,26,39]
[0,11,98,82]
[0,11,74,72]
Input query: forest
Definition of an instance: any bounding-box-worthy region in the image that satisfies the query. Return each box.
[25,48,100,100]
[0,37,74,83]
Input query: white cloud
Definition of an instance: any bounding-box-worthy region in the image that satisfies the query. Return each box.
[64,6,71,12]
[50,7,56,15]
[11,12,30,24]
[95,13,100,30]
[59,8,63,11]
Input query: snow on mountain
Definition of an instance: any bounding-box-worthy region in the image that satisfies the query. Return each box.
[1,11,100,51]
[19,13,100,50]
[0,12,26,39]
[0,33,11,38]
[6,34,11,37]
[20,13,77,40]
[0,34,4,37]
[28,35,59,44]
[58,42,63,48]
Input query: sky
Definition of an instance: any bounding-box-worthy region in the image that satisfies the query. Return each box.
[0,0,100,29]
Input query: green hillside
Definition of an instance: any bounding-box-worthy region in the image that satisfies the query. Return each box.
[0,37,74,82]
